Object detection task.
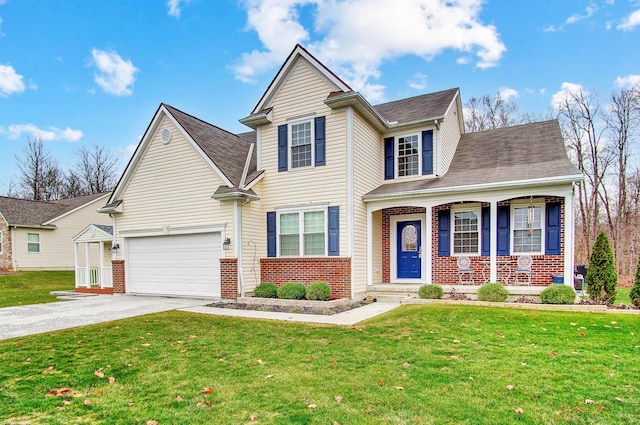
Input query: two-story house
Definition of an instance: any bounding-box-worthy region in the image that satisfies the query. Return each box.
[99,45,582,300]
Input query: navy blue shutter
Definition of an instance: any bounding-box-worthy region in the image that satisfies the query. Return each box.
[384,137,394,180]
[545,203,561,255]
[422,130,434,175]
[481,206,490,256]
[438,209,450,257]
[497,206,510,256]
[277,124,288,172]
[314,116,326,166]
[267,212,276,257]
[328,206,339,256]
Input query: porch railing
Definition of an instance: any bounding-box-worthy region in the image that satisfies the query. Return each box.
[75,266,113,288]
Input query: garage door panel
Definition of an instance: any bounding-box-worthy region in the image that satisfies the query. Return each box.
[126,233,221,298]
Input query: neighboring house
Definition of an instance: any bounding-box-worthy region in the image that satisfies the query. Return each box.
[100,45,582,300]
[0,193,111,272]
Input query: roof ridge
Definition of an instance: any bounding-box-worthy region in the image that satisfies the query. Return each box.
[373,87,459,108]
[462,119,558,136]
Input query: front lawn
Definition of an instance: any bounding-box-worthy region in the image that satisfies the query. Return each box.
[1,305,638,424]
[0,271,74,308]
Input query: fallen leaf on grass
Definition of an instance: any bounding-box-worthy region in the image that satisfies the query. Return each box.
[515,408,524,414]
[521,362,527,366]
[598,405,605,411]
[331,359,338,364]
[108,377,116,384]
[469,377,474,381]
[146,421,158,425]
[257,359,265,365]
[402,362,411,367]
[62,400,72,406]
[83,399,93,405]
[440,366,449,371]
[94,370,104,378]
[615,397,623,402]
[334,396,343,403]
[570,323,577,326]
[307,404,317,409]
[395,386,404,391]
[44,366,54,372]
[180,349,188,353]
[585,399,594,404]
[506,385,515,391]
[452,339,460,344]
[494,333,505,338]
[141,343,151,347]
[201,388,213,394]
[48,388,72,396]
[175,395,184,402]
[265,375,274,379]
[250,414,257,421]
[189,335,198,339]
[548,351,557,357]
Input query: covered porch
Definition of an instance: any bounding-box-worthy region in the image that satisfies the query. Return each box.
[72,224,114,293]
[364,184,576,290]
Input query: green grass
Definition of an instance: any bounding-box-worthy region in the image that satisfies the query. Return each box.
[1,305,638,424]
[0,271,74,308]
[614,287,631,306]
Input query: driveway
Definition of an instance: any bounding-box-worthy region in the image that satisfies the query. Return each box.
[0,295,208,340]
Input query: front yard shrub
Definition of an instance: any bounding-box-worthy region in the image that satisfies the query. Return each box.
[630,256,640,307]
[477,283,508,302]
[586,231,617,303]
[306,282,332,301]
[540,284,576,304]
[277,282,306,300]
[418,284,443,299]
[253,282,277,298]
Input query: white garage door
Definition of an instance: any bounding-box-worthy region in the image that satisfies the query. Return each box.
[126,233,221,298]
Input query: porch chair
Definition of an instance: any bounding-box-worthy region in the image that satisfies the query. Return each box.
[514,255,533,285]
[457,255,475,285]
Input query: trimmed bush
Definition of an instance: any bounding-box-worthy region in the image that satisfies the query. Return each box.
[477,283,509,302]
[418,284,444,299]
[540,284,576,304]
[630,256,640,307]
[306,282,332,301]
[253,282,277,298]
[277,282,306,300]
[586,231,618,303]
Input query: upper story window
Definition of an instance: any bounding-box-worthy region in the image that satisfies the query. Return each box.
[452,207,480,255]
[278,116,326,172]
[397,134,420,177]
[512,204,544,254]
[27,232,40,253]
[290,120,313,169]
[384,130,433,180]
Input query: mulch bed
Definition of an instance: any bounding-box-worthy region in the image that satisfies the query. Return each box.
[206,299,373,315]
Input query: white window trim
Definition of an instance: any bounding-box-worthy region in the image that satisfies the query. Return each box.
[510,202,545,256]
[288,117,315,170]
[451,206,481,256]
[390,214,425,283]
[276,206,328,257]
[395,132,421,179]
[27,232,40,254]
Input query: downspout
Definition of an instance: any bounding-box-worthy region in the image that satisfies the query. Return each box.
[233,199,244,297]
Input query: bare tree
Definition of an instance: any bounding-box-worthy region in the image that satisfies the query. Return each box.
[464,92,530,132]
[15,137,65,201]
[70,143,120,195]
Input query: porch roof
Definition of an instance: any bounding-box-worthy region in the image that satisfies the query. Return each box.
[363,120,582,200]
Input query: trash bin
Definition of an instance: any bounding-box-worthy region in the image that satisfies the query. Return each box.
[574,274,584,291]
[551,275,564,284]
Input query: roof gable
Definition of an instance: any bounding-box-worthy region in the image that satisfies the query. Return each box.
[373,88,460,125]
[249,44,351,115]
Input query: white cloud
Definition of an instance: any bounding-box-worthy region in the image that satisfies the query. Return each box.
[615,74,640,89]
[498,87,518,102]
[1,123,83,142]
[566,4,597,25]
[167,0,190,18]
[456,57,470,65]
[90,48,139,96]
[551,82,585,110]
[618,9,640,30]
[543,25,560,32]
[0,64,26,97]
[408,73,427,91]
[233,0,506,101]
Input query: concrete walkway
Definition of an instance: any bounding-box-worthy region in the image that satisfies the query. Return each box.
[0,295,402,340]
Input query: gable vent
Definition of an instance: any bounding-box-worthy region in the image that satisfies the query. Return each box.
[160,128,172,144]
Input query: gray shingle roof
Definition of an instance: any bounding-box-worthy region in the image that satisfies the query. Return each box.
[0,192,108,227]
[373,88,458,124]
[163,104,257,187]
[364,120,581,198]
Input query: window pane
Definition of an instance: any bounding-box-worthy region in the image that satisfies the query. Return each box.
[397,135,419,176]
[453,210,479,254]
[304,233,325,255]
[280,235,300,256]
[291,122,311,146]
[303,211,325,255]
[304,211,324,233]
[27,233,40,253]
[291,121,312,168]
[280,213,298,234]
[401,225,418,251]
[279,213,299,255]
[513,206,542,253]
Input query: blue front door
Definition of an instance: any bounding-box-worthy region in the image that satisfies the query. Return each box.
[397,220,422,279]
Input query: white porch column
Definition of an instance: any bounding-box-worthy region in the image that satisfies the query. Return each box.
[366,207,373,286]
[425,204,433,284]
[563,190,575,286]
[84,242,90,288]
[74,242,79,288]
[490,201,498,282]
[98,241,104,288]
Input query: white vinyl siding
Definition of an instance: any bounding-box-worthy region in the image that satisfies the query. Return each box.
[115,117,233,254]
[439,97,463,175]
[27,233,40,253]
[259,59,347,257]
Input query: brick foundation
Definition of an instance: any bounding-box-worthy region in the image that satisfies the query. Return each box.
[260,257,352,300]
[112,260,126,294]
[220,258,238,300]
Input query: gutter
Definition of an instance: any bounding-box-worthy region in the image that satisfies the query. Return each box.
[211,191,260,202]
[362,174,585,202]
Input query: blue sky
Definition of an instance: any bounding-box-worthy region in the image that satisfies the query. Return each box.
[1,0,639,193]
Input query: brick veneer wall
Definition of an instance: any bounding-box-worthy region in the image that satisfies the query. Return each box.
[381,207,427,283]
[431,198,565,286]
[112,260,126,293]
[260,257,351,300]
[0,221,12,271]
[220,258,238,300]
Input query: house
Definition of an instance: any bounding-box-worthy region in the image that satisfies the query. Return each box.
[99,44,582,300]
[0,193,112,275]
